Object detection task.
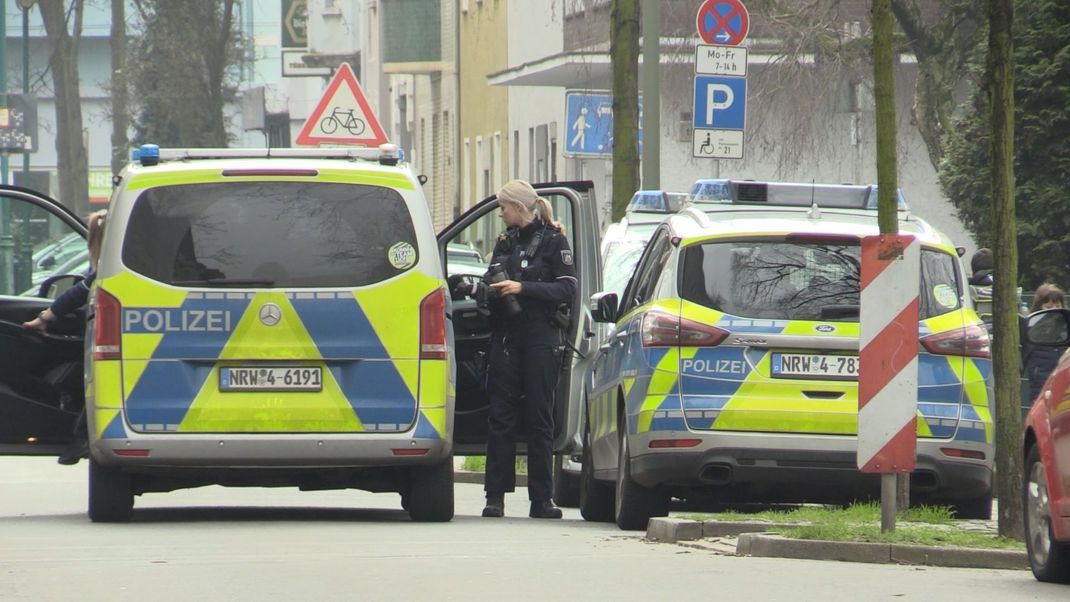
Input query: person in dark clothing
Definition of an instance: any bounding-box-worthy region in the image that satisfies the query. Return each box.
[1023,282,1067,405]
[969,247,994,286]
[451,180,576,519]
[23,210,107,465]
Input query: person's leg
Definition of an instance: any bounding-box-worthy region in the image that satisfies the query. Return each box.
[57,408,88,466]
[483,334,522,515]
[523,342,563,518]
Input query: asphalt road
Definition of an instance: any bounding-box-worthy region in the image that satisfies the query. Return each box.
[0,457,1065,601]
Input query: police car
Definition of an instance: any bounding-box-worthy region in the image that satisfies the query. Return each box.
[0,149,603,522]
[581,180,994,530]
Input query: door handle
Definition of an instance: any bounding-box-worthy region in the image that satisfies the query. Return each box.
[614,330,629,341]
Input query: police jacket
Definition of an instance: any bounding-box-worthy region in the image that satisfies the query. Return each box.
[484,218,577,337]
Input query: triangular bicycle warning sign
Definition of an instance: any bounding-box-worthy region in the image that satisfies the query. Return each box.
[295,63,388,147]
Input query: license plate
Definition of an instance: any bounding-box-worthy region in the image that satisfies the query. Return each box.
[220,367,323,392]
[771,353,859,380]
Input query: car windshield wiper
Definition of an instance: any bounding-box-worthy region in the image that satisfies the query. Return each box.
[171,278,275,287]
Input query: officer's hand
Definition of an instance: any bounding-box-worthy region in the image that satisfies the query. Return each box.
[22,317,48,333]
[489,280,522,297]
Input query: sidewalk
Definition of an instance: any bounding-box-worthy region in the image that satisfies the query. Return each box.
[645,514,1028,570]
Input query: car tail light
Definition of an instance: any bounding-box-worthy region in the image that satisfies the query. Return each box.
[641,311,728,347]
[420,288,448,360]
[919,323,990,358]
[649,439,702,449]
[94,288,122,360]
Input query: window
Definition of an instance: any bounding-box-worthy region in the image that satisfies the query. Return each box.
[122,182,418,288]
[621,229,672,313]
[679,238,961,321]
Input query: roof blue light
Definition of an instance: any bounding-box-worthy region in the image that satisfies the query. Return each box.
[138,144,160,166]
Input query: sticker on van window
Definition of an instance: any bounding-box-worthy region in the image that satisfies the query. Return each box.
[388,242,416,269]
[933,284,958,308]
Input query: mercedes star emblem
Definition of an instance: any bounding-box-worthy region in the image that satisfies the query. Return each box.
[259,303,282,326]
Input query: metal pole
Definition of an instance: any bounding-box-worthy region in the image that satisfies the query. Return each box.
[15,4,31,292]
[881,472,897,533]
[1,5,13,295]
[640,0,660,190]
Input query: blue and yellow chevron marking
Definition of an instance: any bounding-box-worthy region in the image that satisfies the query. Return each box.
[97,270,447,436]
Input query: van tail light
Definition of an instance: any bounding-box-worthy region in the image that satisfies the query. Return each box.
[94,288,122,360]
[919,324,991,359]
[641,311,728,348]
[420,288,448,360]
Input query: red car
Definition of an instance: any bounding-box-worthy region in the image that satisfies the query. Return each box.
[1023,308,1070,583]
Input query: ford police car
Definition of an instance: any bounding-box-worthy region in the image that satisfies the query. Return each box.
[580,181,994,530]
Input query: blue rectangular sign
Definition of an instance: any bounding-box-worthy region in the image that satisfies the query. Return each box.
[693,75,747,131]
[565,91,642,157]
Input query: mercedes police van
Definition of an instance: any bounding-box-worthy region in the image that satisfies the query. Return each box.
[0,146,603,522]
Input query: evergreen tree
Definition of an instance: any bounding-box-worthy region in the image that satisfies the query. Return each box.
[941,0,1070,288]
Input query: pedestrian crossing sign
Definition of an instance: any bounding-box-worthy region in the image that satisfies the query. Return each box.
[564,90,642,158]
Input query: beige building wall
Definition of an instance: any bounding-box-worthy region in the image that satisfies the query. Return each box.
[458,0,510,212]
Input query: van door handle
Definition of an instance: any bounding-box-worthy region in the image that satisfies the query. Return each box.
[614,330,629,341]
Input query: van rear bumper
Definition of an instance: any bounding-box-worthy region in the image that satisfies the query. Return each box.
[629,432,991,503]
[90,436,452,469]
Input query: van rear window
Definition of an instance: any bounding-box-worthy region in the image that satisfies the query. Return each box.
[122,182,419,288]
[679,239,960,321]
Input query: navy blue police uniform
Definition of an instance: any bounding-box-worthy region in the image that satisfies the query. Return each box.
[482,217,576,505]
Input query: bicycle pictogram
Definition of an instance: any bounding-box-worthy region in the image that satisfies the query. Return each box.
[319,107,366,136]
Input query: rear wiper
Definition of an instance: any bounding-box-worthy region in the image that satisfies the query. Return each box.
[171,278,275,287]
[820,304,860,319]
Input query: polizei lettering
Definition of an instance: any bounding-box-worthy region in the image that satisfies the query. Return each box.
[123,308,234,333]
[681,358,746,375]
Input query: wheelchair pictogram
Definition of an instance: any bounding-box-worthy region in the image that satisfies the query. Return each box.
[319,107,366,136]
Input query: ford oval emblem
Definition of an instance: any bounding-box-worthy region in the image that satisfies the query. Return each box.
[815,324,836,333]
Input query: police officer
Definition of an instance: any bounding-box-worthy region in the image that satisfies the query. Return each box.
[452,180,576,518]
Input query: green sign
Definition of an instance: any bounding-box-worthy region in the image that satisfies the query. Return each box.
[282,0,308,49]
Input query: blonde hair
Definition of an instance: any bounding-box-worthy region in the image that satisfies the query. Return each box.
[87,210,108,269]
[497,179,565,233]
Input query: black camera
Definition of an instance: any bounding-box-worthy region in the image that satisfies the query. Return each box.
[485,263,522,316]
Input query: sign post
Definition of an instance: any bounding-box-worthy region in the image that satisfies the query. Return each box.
[858,234,920,533]
[692,0,749,161]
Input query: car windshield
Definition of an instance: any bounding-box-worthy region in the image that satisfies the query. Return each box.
[679,239,961,321]
[122,181,419,288]
[602,241,646,298]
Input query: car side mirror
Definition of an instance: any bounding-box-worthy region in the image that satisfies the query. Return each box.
[955,246,966,257]
[1027,308,1070,346]
[38,274,84,300]
[590,292,619,323]
[40,255,56,269]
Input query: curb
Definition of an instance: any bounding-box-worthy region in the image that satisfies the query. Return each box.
[453,470,527,487]
[738,533,1028,570]
[645,518,1028,570]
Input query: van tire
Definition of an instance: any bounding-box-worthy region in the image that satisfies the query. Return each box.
[407,457,454,522]
[88,458,134,523]
[579,423,614,522]
[553,456,580,508]
[614,427,668,531]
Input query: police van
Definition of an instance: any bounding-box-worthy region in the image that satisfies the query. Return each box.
[0,146,602,522]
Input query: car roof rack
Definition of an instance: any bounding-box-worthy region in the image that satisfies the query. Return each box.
[130,143,403,167]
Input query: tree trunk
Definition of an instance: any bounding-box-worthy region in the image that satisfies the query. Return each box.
[610,0,640,221]
[110,0,128,175]
[39,0,89,216]
[986,0,1023,540]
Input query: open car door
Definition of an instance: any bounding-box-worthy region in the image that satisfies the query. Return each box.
[0,186,88,455]
[437,182,602,456]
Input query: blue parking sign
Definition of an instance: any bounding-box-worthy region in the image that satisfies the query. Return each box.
[693,75,746,131]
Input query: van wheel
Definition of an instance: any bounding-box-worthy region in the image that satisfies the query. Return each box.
[88,458,133,523]
[579,423,614,522]
[407,457,454,522]
[553,456,580,508]
[950,494,993,520]
[614,428,668,531]
[1025,445,1070,583]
